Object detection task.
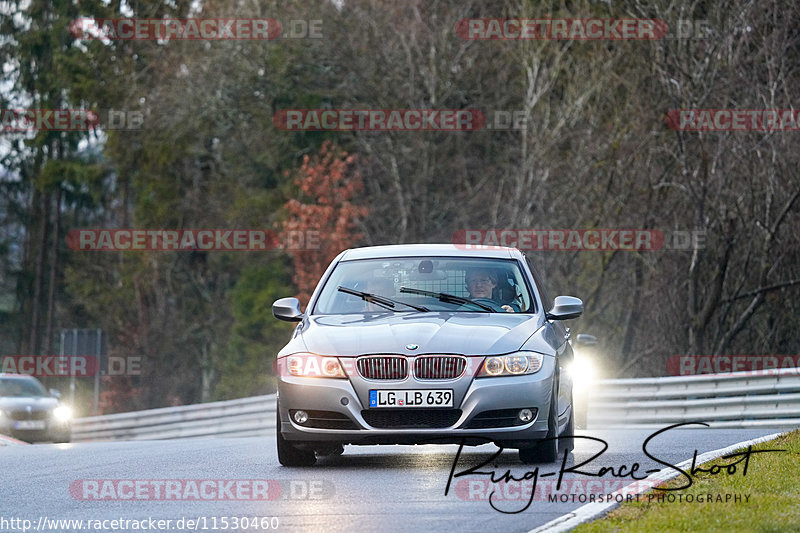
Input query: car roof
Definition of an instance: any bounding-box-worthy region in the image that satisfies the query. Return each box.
[340,243,523,261]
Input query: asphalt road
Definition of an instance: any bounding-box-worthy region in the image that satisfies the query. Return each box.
[0,427,783,533]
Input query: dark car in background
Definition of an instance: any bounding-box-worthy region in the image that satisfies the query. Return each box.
[272,244,583,466]
[0,374,72,443]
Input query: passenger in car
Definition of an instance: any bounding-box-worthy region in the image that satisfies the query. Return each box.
[465,268,516,312]
[362,277,396,312]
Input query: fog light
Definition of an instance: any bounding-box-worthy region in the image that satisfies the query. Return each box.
[293,410,309,424]
[518,409,534,422]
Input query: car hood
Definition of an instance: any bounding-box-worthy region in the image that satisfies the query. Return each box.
[288,312,555,356]
[0,396,58,411]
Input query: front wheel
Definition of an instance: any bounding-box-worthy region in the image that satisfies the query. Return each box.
[316,444,344,457]
[519,384,559,464]
[560,401,575,452]
[276,403,316,467]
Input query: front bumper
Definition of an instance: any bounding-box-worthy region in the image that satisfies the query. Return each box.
[0,419,71,443]
[278,355,555,448]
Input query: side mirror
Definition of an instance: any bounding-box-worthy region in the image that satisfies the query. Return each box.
[49,388,62,399]
[273,297,304,322]
[546,296,583,320]
[574,334,598,347]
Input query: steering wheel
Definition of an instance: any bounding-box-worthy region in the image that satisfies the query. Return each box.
[464,298,506,312]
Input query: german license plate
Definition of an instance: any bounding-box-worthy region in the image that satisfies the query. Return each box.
[369,389,453,408]
[14,420,46,430]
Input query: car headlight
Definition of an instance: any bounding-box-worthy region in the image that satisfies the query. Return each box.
[283,353,347,378]
[477,352,544,377]
[52,405,73,422]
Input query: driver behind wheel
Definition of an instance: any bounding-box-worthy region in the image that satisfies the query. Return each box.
[465,268,515,312]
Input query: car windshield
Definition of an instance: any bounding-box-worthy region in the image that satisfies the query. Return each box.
[0,377,48,397]
[313,257,535,314]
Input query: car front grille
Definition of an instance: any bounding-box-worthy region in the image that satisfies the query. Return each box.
[413,356,467,380]
[361,409,462,429]
[357,356,408,380]
[9,409,49,421]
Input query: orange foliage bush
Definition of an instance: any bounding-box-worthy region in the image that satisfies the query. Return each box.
[282,142,369,305]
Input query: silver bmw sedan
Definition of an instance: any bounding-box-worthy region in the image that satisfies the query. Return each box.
[272,244,583,466]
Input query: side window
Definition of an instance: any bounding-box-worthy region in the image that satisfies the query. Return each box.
[525,255,550,311]
[499,267,532,312]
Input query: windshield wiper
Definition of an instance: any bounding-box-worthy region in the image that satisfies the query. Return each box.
[398,287,494,312]
[337,286,429,312]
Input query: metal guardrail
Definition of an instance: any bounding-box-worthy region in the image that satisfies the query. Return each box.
[586,368,800,429]
[72,394,276,441]
[69,368,800,441]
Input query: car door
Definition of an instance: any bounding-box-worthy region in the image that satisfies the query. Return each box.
[525,255,574,420]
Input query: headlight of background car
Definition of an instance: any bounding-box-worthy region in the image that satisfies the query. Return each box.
[569,333,600,395]
[477,352,544,377]
[284,353,347,378]
[568,352,598,393]
[52,405,73,422]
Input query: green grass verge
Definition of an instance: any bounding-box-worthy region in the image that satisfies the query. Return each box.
[574,429,800,533]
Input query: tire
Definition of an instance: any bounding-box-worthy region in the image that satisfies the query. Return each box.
[560,400,575,453]
[519,382,559,464]
[276,403,316,467]
[316,444,344,457]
